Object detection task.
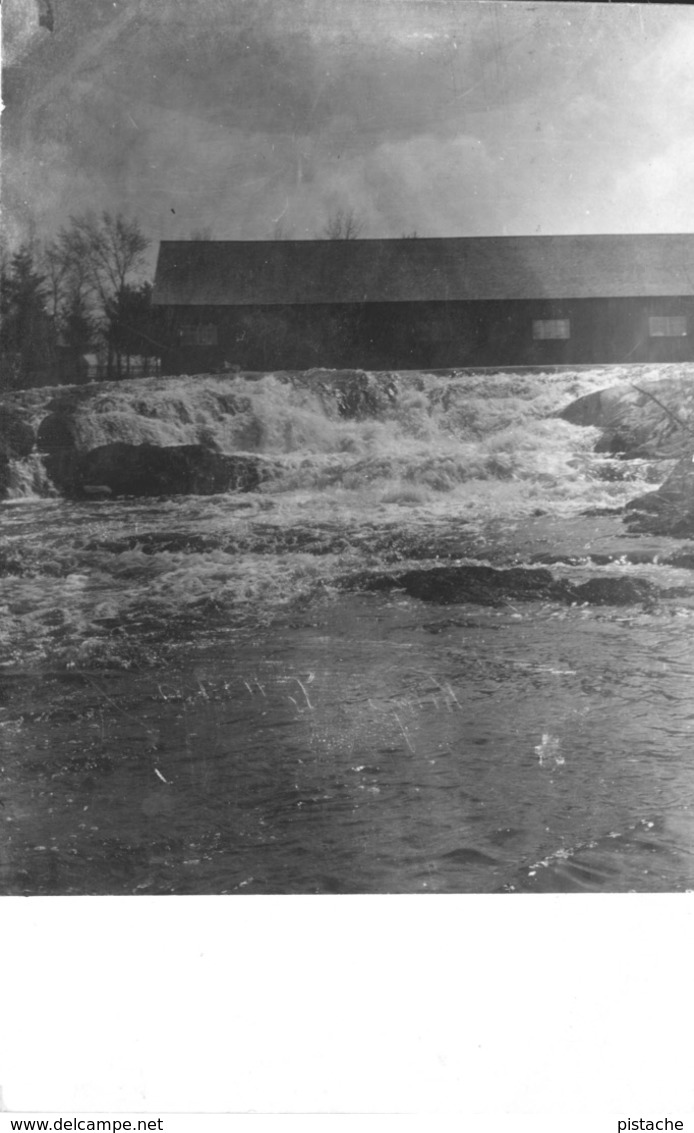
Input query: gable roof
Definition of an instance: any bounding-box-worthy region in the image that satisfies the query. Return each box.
[152,234,694,307]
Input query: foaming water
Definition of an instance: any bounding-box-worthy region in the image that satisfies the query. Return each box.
[4,453,55,499]
[2,367,664,510]
[2,366,694,892]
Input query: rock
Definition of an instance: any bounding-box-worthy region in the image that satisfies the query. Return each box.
[297,370,399,419]
[593,432,635,457]
[625,452,694,535]
[0,409,36,458]
[37,413,77,452]
[352,564,658,608]
[37,441,278,498]
[560,375,694,459]
[561,386,630,429]
[41,449,81,496]
[0,456,11,499]
[569,577,656,605]
[81,485,113,498]
[358,564,571,606]
[1,376,290,499]
[71,443,278,498]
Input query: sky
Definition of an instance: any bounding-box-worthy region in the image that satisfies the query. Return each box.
[2,0,694,261]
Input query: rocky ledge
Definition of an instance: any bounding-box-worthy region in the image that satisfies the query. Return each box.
[624,453,694,537]
[345,563,662,607]
[0,375,285,499]
[44,442,279,498]
[560,368,694,538]
[0,369,395,499]
[560,371,694,459]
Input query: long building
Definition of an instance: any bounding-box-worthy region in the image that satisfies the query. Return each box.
[151,234,694,372]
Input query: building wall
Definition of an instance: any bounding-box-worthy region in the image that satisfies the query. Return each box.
[157,297,694,374]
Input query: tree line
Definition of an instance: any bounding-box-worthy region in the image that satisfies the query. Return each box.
[1,205,419,390]
[0,211,157,390]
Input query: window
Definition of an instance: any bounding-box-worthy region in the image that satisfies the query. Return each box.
[179,324,218,346]
[648,316,687,338]
[533,319,570,340]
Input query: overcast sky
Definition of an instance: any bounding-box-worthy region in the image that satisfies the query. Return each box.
[3,0,694,256]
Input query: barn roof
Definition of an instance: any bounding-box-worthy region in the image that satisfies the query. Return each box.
[152,235,694,307]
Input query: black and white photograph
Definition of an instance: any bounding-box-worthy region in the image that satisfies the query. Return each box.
[3,0,694,903]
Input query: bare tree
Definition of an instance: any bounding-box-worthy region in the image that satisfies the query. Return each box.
[46,228,90,367]
[321,207,365,239]
[61,211,150,378]
[66,211,149,307]
[40,240,69,321]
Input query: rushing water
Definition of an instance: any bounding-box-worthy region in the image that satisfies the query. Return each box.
[3,367,694,893]
[3,502,694,894]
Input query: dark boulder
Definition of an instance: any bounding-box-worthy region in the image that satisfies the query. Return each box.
[0,409,36,459]
[625,453,694,535]
[81,485,113,498]
[560,377,694,460]
[0,456,10,498]
[593,432,635,457]
[43,442,279,498]
[37,413,77,452]
[563,394,646,459]
[79,443,278,497]
[561,386,628,429]
[352,564,658,608]
[569,577,656,605]
[34,414,80,496]
[359,564,570,606]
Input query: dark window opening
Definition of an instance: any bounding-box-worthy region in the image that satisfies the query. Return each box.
[533,319,570,340]
[648,316,687,337]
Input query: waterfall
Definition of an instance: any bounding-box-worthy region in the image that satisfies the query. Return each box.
[4,453,58,499]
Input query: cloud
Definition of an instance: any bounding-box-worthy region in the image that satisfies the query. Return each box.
[274,132,502,238]
[3,0,694,249]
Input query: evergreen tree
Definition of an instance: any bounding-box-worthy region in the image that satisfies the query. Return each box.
[0,245,54,389]
[106,282,160,377]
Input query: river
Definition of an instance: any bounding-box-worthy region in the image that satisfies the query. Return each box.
[2,368,694,893]
[2,500,694,895]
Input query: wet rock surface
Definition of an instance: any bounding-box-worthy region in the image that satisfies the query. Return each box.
[0,370,403,500]
[43,443,279,498]
[624,454,694,536]
[558,372,694,537]
[347,562,660,607]
[298,369,399,418]
[560,372,694,459]
[0,408,36,459]
[82,443,277,497]
[569,576,656,605]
